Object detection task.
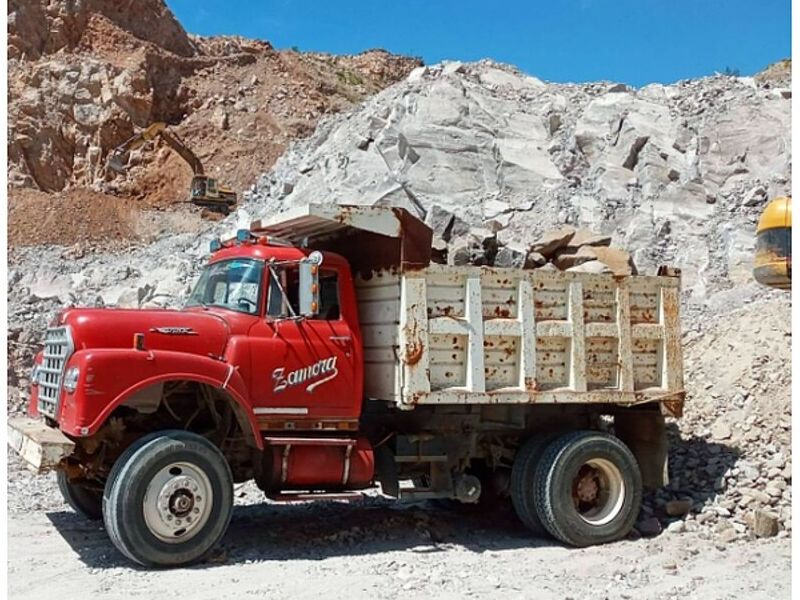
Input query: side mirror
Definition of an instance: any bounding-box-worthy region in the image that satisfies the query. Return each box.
[299,251,323,317]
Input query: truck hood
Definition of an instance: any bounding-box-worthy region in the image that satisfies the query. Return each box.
[56,308,230,358]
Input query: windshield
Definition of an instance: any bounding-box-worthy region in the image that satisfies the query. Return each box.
[186,259,263,315]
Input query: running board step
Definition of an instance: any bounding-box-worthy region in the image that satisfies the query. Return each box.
[268,491,364,503]
[263,436,356,447]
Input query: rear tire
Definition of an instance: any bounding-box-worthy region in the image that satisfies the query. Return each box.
[534,431,642,547]
[510,434,558,536]
[102,430,233,567]
[57,470,103,520]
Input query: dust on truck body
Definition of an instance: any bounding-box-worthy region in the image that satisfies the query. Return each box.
[8,204,685,567]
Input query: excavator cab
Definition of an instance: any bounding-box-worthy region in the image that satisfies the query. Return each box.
[190,175,211,198]
[190,175,237,214]
[753,196,791,290]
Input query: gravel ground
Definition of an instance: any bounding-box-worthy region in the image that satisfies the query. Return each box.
[7,452,791,600]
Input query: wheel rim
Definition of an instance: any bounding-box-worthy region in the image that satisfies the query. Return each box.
[143,462,214,544]
[571,458,625,526]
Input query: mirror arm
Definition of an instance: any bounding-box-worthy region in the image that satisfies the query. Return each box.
[267,263,298,319]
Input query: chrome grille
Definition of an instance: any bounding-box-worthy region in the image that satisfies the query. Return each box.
[37,326,74,418]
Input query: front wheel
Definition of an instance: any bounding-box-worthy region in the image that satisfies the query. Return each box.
[57,470,103,520]
[102,430,233,567]
[534,431,642,547]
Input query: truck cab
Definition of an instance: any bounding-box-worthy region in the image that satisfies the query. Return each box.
[185,238,365,429]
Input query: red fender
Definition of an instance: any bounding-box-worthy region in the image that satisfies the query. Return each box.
[58,348,263,449]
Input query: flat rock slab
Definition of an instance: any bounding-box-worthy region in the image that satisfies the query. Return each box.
[532,226,576,258]
[584,246,635,276]
[7,416,75,472]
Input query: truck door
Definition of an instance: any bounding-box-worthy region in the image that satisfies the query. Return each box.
[248,263,360,430]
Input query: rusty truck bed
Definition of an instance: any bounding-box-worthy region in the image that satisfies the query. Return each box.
[356,264,683,415]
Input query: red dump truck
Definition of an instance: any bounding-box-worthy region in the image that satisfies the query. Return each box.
[8,204,684,567]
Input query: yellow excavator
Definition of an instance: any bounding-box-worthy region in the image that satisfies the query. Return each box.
[107,122,237,214]
[753,195,791,290]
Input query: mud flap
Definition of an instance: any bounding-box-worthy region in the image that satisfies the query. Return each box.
[614,409,668,489]
[7,416,75,472]
[374,444,399,498]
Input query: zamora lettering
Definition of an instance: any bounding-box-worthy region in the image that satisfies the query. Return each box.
[273,356,338,393]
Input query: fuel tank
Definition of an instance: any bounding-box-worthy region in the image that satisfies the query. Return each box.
[257,437,374,491]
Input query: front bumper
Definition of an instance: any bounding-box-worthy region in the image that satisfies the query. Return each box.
[7,416,75,472]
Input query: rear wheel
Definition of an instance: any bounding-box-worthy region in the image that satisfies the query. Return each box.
[534,431,641,547]
[57,470,103,520]
[510,434,558,536]
[102,430,233,567]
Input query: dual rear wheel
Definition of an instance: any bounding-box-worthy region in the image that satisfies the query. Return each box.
[510,430,642,547]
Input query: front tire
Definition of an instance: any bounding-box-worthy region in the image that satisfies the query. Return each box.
[534,431,642,547]
[102,430,233,567]
[57,470,103,520]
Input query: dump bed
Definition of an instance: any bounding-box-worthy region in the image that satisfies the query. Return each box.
[356,264,684,414]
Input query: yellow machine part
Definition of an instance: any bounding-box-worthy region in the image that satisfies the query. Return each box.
[753,196,791,290]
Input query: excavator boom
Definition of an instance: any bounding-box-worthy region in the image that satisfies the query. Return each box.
[159,130,204,176]
[107,122,204,176]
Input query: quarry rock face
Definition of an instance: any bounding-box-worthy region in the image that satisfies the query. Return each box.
[6,0,422,245]
[245,60,791,309]
[7,0,194,60]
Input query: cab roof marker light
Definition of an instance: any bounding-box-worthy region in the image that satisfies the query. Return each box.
[236,229,251,243]
[209,239,222,252]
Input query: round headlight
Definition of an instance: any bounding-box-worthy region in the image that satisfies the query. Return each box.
[63,367,80,393]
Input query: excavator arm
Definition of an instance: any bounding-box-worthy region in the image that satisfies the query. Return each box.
[107,122,167,172]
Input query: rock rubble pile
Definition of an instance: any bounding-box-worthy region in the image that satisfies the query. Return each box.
[640,298,792,541]
[245,60,791,309]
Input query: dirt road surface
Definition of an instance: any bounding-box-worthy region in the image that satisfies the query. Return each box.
[7,462,791,600]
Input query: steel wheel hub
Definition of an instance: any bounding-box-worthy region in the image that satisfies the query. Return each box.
[571,458,625,526]
[143,462,213,543]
